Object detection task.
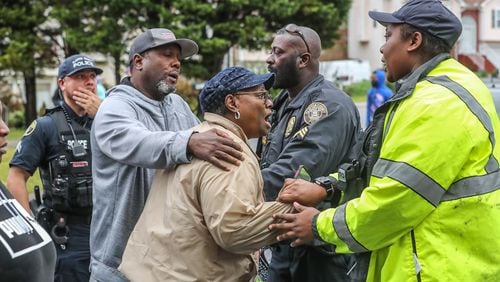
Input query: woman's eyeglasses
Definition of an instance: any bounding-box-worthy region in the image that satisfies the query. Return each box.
[284,24,311,54]
[235,90,272,102]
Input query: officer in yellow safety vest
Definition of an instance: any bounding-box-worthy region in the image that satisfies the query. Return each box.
[269,0,500,281]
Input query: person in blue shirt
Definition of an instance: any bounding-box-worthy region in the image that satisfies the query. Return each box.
[96,76,106,100]
[366,69,393,127]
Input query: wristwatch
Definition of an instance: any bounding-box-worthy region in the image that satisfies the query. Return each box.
[313,176,341,205]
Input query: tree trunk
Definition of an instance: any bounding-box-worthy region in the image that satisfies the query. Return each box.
[113,51,122,84]
[203,51,226,80]
[23,62,37,126]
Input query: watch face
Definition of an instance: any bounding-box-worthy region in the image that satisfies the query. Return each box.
[315,176,331,186]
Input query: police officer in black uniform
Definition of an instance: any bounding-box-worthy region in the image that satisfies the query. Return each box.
[260,24,362,282]
[7,54,103,282]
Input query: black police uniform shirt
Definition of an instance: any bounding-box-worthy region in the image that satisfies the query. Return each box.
[0,182,56,282]
[261,74,361,201]
[10,102,92,176]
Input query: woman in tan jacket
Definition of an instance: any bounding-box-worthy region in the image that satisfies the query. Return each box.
[119,67,327,281]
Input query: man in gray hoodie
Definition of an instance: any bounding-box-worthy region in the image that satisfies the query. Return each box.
[89,28,244,281]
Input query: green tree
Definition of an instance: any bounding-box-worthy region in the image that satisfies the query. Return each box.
[55,0,351,82]
[0,0,57,125]
[174,0,352,79]
[1,0,352,115]
[49,0,177,84]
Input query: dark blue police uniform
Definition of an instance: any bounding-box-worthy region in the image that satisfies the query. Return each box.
[10,102,93,282]
[260,74,363,282]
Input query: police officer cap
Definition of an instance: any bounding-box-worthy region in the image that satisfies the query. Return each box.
[199,67,275,114]
[129,28,199,63]
[58,55,103,78]
[368,0,462,48]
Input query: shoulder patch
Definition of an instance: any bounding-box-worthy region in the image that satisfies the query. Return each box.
[293,126,309,140]
[16,141,23,153]
[304,102,328,125]
[285,116,296,138]
[23,120,37,137]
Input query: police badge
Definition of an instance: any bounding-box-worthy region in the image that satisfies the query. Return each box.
[23,120,37,136]
[303,102,328,125]
[284,116,296,138]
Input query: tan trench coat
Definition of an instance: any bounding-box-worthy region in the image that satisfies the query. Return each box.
[119,113,294,281]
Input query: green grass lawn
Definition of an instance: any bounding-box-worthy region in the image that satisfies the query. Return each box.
[344,80,371,103]
[1,128,41,193]
[7,127,25,141]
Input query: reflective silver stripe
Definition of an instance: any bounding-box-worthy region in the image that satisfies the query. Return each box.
[372,159,445,206]
[426,76,499,173]
[443,169,500,201]
[333,203,368,252]
[373,159,499,203]
[335,167,498,252]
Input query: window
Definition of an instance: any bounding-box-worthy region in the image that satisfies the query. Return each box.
[492,9,500,28]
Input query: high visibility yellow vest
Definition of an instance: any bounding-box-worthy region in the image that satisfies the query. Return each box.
[316,56,500,281]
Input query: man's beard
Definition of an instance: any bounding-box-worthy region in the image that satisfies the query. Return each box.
[272,56,300,89]
[156,80,176,96]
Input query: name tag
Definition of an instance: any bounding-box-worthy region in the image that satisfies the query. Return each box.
[71,161,89,168]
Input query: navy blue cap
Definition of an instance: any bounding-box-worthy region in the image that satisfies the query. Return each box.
[369,0,462,48]
[199,67,275,114]
[58,55,103,78]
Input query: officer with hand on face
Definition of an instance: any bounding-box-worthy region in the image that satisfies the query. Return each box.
[7,54,103,282]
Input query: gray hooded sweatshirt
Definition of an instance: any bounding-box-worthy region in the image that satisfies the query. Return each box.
[89,79,199,281]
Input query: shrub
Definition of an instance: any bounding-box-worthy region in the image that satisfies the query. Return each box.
[343,80,395,103]
[492,69,499,78]
[476,71,489,78]
[8,110,25,128]
[176,77,200,116]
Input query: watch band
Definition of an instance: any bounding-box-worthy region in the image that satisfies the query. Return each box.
[314,176,334,196]
[313,176,341,206]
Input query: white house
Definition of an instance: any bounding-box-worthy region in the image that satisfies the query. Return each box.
[461,0,500,72]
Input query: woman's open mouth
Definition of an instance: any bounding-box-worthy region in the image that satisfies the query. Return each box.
[264,112,272,129]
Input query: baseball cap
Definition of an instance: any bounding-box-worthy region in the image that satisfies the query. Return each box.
[58,55,103,78]
[199,67,275,114]
[128,28,199,63]
[368,0,462,47]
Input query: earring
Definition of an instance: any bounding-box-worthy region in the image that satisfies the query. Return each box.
[234,111,241,120]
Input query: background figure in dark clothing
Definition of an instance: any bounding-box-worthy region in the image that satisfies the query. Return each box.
[7,54,103,281]
[260,24,362,282]
[0,102,57,282]
[366,69,393,127]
